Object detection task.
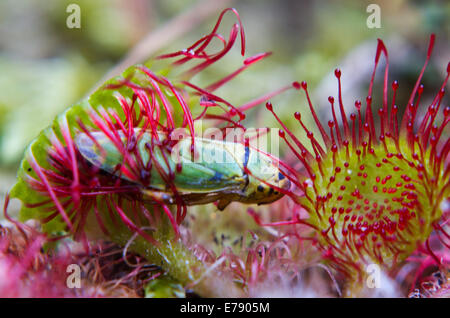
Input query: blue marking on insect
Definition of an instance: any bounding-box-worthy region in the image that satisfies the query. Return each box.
[244,145,250,169]
[210,171,225,182]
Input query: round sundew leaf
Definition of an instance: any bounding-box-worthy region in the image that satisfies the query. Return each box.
[270,35,450,287]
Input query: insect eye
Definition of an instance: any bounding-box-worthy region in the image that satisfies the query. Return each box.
[257,185,264,192]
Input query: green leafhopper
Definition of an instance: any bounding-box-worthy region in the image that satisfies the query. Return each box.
[75,128,290,210]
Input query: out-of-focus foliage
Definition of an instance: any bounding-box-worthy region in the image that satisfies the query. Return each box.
[0,56,103,164]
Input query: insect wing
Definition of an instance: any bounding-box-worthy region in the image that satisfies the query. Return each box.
[172,138,245,192]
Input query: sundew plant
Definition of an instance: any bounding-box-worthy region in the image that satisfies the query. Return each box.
[265,35,449,295]
[2,6,449,298]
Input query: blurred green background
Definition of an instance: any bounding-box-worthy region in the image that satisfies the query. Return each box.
[0,0,449,211]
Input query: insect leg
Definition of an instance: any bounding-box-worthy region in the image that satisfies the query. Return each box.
[141,189,175,204]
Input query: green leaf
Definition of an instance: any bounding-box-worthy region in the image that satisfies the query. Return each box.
[144,274,186,298]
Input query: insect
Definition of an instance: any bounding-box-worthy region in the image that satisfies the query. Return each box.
[75,128,290,210]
